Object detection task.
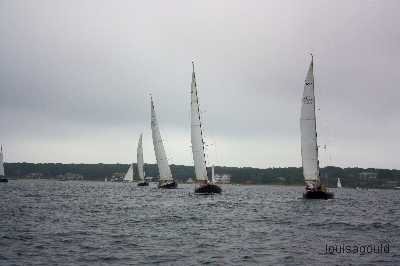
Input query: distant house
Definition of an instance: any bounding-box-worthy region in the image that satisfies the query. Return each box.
[25,172,44,179]
[56,172,84,180]
[276,176,287,182]
[359,172,377,179]
[214,174,231,184]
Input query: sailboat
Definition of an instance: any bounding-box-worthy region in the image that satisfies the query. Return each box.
[150,96,177,189]
[0,145,8,183]
[123,163,134,182]
[211,164,216,183]
[136,134,148,186]
[191,62,221,194]
[301,55,333,199]
[337,178,342,188]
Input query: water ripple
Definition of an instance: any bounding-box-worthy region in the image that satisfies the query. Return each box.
[0,180,399,265]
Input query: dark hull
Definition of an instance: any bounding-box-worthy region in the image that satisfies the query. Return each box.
[303,190,334,199]
[195,183,222,194]
[158,180,177,189]
[0,178,8,183]
[137,181,149,187]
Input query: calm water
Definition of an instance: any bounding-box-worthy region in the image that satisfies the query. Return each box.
[0,180,399,265]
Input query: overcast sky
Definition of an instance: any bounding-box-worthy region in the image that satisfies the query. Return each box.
[1,0,399,169]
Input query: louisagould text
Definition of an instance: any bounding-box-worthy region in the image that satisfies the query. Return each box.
[325,243,390,255]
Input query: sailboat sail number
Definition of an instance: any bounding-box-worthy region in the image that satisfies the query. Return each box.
[303,96,313,104]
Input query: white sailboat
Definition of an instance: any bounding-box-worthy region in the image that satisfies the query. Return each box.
[0,145,8,182]
[123,163,134,182]
[337,178,342,188]
[301,55,333,199]
[136,134,148,186]
[150,96,177,189]
[211,165,215,183]
[191,62,221,194]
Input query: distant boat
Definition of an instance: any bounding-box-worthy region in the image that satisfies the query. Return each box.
[190,62,221,194]
[300,55,333,199]
[337,178,342,188]
[211,165,215,183]
[150,96,177,189]
[123,163,134,182]
[136,134,148,186]
[0,145,8,183]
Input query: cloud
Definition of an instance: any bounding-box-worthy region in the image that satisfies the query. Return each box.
[0,0,399,168]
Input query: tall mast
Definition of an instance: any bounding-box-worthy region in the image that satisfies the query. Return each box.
[311,54,320,184]
[301,53,320,186]
[192,61,207,168]
[191,61,208,180]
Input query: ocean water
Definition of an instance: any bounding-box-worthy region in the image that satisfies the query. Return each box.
[0,180,399,266]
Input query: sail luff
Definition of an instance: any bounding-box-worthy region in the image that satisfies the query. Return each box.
[150,96,173,181]
[191,62,208,181]
[0,145,4,176]
[137,133,144,181]
[300,55,320,186]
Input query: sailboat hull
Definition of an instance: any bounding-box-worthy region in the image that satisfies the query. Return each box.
[303,190,334,199]
[0,177,8,183]
[195,183,222,194]
[158,180,177,189]
[137,181,149,187]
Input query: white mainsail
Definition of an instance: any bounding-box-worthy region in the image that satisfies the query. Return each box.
[124,163,134,181]
[137,133,145,181]
[0,145,4,176]
[191,62,208,182]
[150,96,173,181]
[300,55,320,187]
[337,178,342,188]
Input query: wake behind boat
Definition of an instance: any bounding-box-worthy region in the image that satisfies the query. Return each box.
[190,62,221,194]
[0,145,8,183]
[150,96,177,189]
[300,55,333,199]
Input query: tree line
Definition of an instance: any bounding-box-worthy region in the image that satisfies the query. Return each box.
[4,163,400,188]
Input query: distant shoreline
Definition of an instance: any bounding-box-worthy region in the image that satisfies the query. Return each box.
[3,163,400,189]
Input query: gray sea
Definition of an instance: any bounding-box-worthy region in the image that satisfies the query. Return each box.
[0,180,399,265]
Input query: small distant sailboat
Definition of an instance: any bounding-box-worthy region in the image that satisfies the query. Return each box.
[191,62,221,194]
[211,164,216,183]
[136,134,148,186]
[150,96,177,189]
[0,145,8,183]
[123,163,134,182]
[337,178,342,188]
[301,55,333,199]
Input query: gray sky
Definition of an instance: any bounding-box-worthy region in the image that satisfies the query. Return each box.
[1,0,399,169]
